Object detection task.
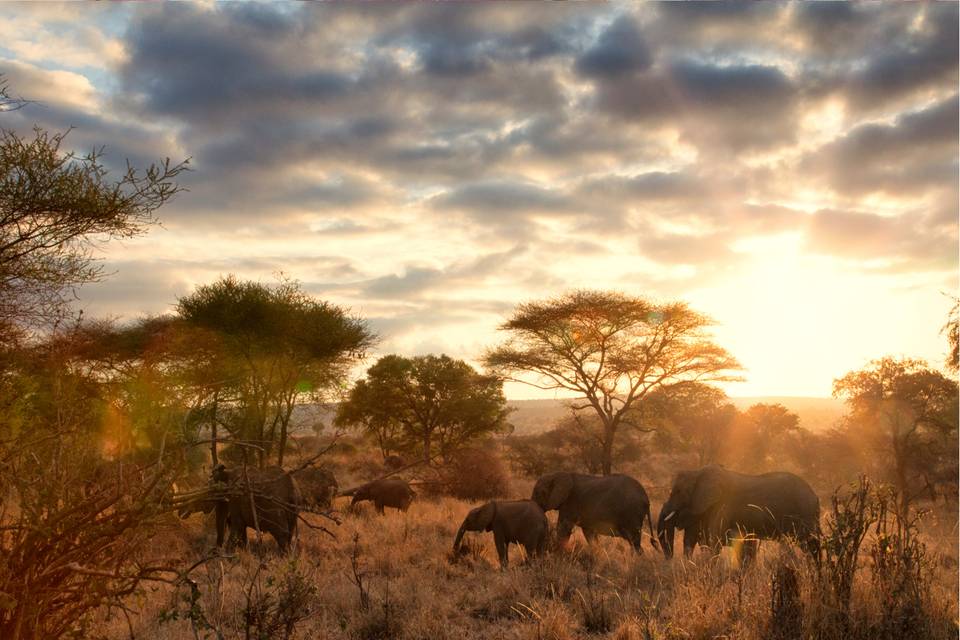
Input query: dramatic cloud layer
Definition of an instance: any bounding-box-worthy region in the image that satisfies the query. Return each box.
[1,3,956,396]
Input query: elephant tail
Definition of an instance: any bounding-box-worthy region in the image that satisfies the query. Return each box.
[645,505,659,551]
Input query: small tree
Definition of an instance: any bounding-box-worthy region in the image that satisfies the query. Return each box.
[336,354,510,464]
[334,377,404,459]
[485,291,741,474]
[177,276,375,467]
[644,382,738,465]
[730,402,801,472]
[833,357,959,513]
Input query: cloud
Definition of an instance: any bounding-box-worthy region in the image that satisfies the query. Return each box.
[0,4,127,70]
[805,208,957,272]
[358,245,528,298]
[844,3,958,111]
[0,58,100,112]
[434,181,573,218]
[5,0,954,363]
[639,231,738,266]
[575,15,651,78]
[803,94,958,196]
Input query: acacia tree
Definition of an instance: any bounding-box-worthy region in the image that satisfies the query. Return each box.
[177,276,375,467]
[833,357,959,513]
[0,128,186,329]
[485,290,741,475]
[336,354,510,464]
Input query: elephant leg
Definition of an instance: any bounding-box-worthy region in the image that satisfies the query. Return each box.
[620,527,643,553]
[375,500,385,515]
[557,518,575,550]
[740,539,759,566]
[531,528,548,557]
[215,504,228,548]
[523,533,543,560]
[227,524,244,550]
[276,530,290,552]
[494,532,508,570]
[804,533,821,563]
[682,529,697,557]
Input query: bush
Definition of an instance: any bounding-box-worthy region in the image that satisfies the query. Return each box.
[439,448,510,500]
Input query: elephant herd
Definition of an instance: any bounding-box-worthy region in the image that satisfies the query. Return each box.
[179,463,821,569]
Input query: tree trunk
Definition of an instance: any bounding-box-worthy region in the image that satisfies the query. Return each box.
[210,395,219,467]
[601,420,616,475]
[892,423,910,515]
[423,430,432,465]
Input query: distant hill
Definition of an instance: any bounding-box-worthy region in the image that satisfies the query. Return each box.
[291,396,847,436]
[505,396,846,436]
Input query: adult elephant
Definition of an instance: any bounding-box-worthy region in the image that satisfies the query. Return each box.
[211,464,302,551]
[292,466,338,510]
[452,500,548,569]
[531,472,656,552]
[656,465,820,561]
[350,477,414,514]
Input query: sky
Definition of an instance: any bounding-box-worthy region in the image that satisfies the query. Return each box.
[1,3,956,399]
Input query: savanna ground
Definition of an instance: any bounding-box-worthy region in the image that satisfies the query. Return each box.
[98,450,959,640]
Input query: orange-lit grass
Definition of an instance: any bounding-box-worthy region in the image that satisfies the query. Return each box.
[98,491,958,640]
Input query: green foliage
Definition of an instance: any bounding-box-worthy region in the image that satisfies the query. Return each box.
[336,353,510,463]
[177,276,375,466]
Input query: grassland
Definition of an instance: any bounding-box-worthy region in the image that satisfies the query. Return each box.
[99,470,958,640]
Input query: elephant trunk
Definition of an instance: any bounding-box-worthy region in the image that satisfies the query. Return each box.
[657,504,676,559]
[452,523,468,553]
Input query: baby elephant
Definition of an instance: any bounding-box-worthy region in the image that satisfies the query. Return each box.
[453,500,548,569]
[350,477,414,514]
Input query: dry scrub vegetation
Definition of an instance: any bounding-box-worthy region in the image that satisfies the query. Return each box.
[98,459,958,640]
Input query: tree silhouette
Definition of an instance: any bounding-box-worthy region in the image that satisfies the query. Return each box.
[177,276,374,466]
[337,354,509,464]
[485,290,741,475]
[833,357,958,513]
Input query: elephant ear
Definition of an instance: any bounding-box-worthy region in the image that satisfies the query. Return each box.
[474,502,497,531]
[689,468,726,515]
[547,473,574,510]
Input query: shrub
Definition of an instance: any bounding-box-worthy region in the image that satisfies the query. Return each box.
[439,448,510,500]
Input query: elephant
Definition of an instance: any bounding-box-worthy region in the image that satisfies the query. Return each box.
[211,464,302,551]
[292,466,338,509]
[452,500,548,569]
[531,472,657,552]
[656,465,820,562]
[350,477,414,514]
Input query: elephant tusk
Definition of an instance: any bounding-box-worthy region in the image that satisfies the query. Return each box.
[663,510,676,522]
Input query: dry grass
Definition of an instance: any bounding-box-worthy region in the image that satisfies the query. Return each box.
[96,485,958,640]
